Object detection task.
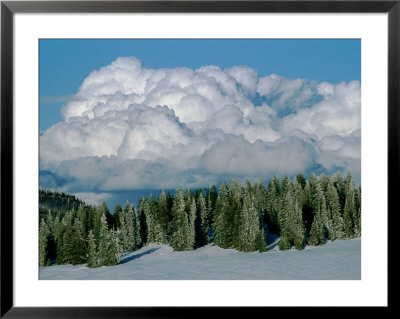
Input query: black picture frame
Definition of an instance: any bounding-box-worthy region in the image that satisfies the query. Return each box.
[1,1,396,317]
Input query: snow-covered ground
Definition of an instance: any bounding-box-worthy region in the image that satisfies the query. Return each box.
[39,238,361,280]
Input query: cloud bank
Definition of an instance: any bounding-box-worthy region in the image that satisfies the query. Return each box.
[40,56,361,195]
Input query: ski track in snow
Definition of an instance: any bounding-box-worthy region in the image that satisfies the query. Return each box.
[39,238,361,280]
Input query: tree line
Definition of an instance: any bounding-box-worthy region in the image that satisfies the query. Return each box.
[39,171,361,267]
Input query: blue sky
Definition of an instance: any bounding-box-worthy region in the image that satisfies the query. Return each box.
[39,39,361,207]
[39,39,360,131]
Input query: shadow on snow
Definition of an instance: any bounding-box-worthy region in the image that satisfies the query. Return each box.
[120,247,160,264]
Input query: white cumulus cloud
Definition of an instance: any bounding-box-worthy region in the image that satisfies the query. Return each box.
[40,56,361,193]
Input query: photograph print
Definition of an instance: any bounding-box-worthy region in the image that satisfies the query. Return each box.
[39,39,361,280]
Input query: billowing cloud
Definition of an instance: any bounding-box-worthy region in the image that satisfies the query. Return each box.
[40,56,361,194]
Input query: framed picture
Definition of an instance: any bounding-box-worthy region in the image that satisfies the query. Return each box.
[1,0,395,316]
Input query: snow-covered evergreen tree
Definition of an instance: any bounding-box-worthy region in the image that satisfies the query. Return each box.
[188,197,197,249]
[343,186,356,238]
[125,203,136,250]
[278,186,292,250]
[170,190,192,251]
[144,196,157,244]
[206,189,214,228]
[292,200,306,250]
[137,198,148,245]
[229,179,243,248]
[113,204,123,230]
[307,177,331,244]
[237,193,259,252]
[354,186,362,237]
[87,230,97,268]
[97,213,109,265]
[97,213,120,266]
[213,183,230,248]
[253,178,268,222]
[39,219,50,266]
[119,205,128,251]
[309,197,325,246]
[255,228,267,252]
[326,179,344,239]
[157,191,169,244]
[278,236,290,251]
[133,207,142,249]
[92,203,109,246]
[52,214,60,243]
[333,171,346,213]
[266,177,280,234]
[292,177,306,247]
[110,228,122,265]
[69,218,86,265]
[195,192,209,247]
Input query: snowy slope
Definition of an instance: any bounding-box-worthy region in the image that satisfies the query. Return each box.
[39,238,361,280]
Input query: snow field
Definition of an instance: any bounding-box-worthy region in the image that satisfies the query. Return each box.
[39,238,361,280]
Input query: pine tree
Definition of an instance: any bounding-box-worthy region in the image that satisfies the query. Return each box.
[306,177,331,244]
[92,204,107,246]
[195,192,209,247]
[137,198,149,245]
[343,186,356,238]
[97,213,120,266]
[118,202,136,252]
[39,219,50,266]
[97,213,109,266]
[291,177,306,249]
[69,218,86,265]
[255,228,267,253]
[45,211,57,261]
[133,207,142,249]
[170,190,191,251]
[319,173,330,193]
[333,171,346,213]
[145,196,158,244]
[109,228,122,265]
[309,200,325,245]
[278,236,290,250]
[76,204,88,237]
[292,177,303,207]
[188,197,196,250]
[52,214,60,243]
[56,214,76,265]
[237,193,259,252]
[278,186,292,250]
[55,222,67,265]
[157,191,169,244]
[87,230,97,268]
[266,177,280,234]
[344,170,354,194]
[119,205,128,251]
[124,202,136,250]
[354,186,362,237]
[292,200,306,250]
[326,179,344,239]
[296,173,307,189]
[113,204,123,230]
[253,178,268,224]
[213,183,230,248]
[228,179,243,249]
[206,188,215,228]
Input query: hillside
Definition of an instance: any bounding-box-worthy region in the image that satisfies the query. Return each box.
[39,189,88,220]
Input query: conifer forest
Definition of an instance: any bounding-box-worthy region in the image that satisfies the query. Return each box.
[39,171,361,268]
